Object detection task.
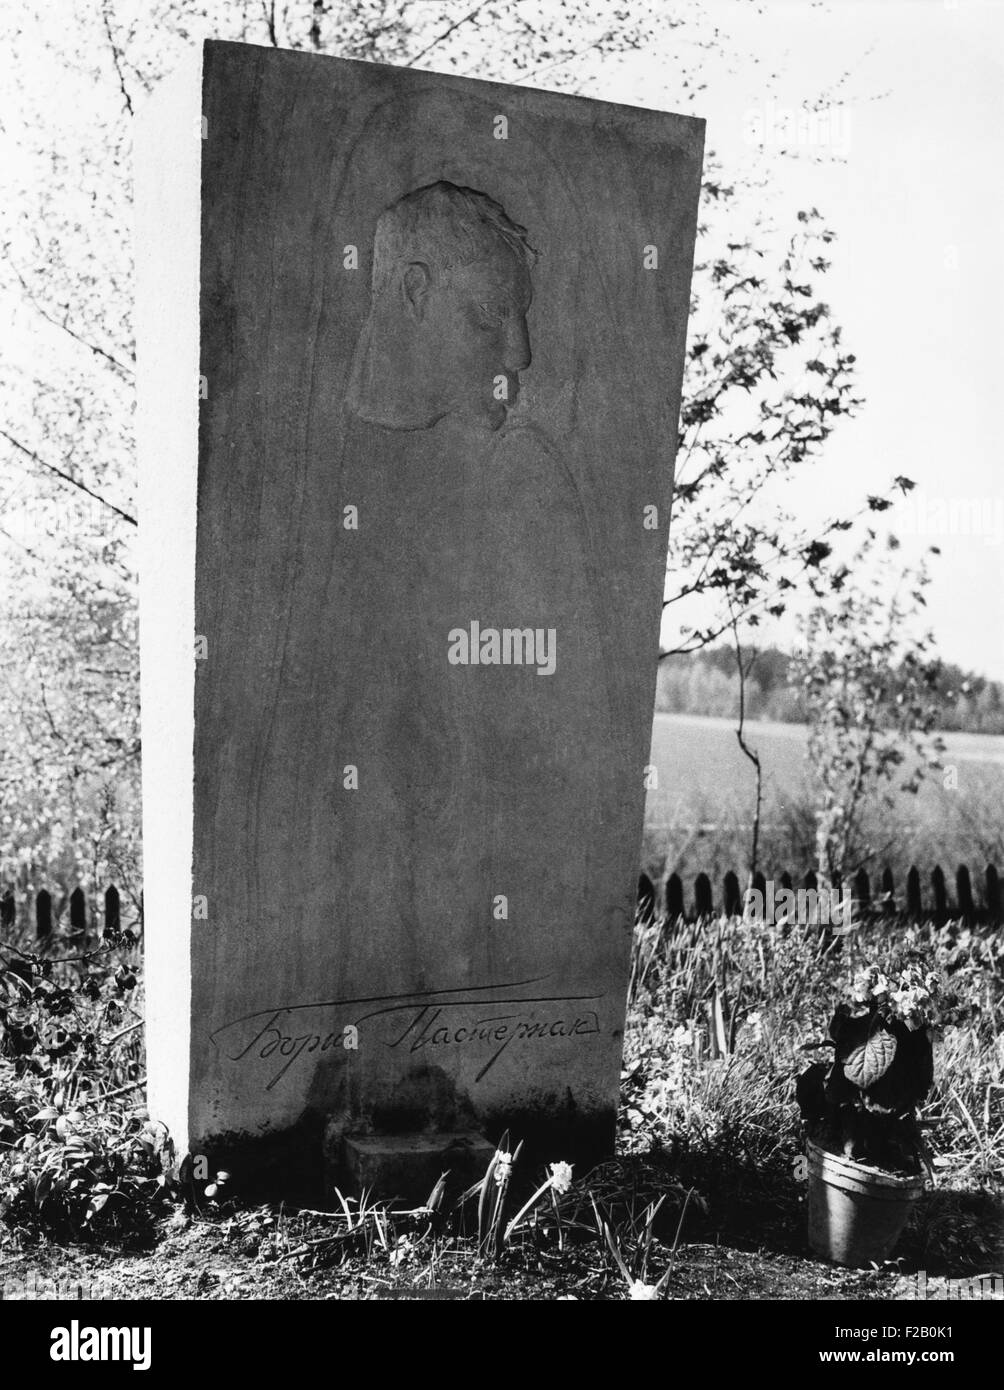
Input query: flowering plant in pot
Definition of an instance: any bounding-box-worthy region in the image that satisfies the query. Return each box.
[796,964,941,1265]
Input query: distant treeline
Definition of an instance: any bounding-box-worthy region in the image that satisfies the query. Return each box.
[655,645,1004,736]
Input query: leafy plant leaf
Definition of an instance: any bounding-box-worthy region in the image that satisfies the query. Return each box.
[842,1025,897,1089]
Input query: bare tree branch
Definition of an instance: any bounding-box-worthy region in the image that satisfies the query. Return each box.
[0,430,137,526]
[101,0,134,117]
[7,260,135,378]
[404,2,492,68]
[261,0,278,46]
[309,0,324,50]
[731,611,763,886]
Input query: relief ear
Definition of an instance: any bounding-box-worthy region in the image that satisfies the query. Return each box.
[401,260,432,321]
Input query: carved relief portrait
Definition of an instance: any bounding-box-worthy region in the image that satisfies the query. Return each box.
[346,181,537,433]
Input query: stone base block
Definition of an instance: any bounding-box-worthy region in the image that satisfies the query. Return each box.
[334,1131,496,1204]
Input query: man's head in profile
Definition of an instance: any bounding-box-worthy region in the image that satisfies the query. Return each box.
[346,181,537,433]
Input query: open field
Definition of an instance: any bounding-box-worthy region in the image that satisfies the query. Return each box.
[643,714,1004,887]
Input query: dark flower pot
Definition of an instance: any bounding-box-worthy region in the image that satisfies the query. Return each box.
[806,1139,924,1267]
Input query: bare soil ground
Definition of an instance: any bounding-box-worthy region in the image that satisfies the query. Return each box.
[0,1224,896,1301]
[5,1202,993,1302]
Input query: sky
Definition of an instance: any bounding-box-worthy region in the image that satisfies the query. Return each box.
[638,0,1004,676]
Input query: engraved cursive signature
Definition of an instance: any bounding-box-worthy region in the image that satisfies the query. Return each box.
[209,977,605,1090]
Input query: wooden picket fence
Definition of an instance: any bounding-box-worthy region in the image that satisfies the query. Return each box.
[638,862,1003,925]
[3,867,1000,940]
[0,884,137,940]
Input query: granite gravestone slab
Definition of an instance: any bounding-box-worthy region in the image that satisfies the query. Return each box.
[136,40,703,1188]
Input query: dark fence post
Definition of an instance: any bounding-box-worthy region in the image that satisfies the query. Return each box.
[665,873,685,921]
[626,860,994,926]
[69,886,87,940]
[853,867,870,911]
[0,891,14,931]
[906,866,922,919]
[36,889,52,940]
[637,873,655,922]
[105,884,121,938]
[986,864,1001,924]
[694,872,713,918]
[723,870,740,917]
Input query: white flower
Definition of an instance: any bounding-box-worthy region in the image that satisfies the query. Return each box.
[548,1161,574,1195]
[891,980,935,1029]
[493,1150,513,1186]
[628,1280,659,1300]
